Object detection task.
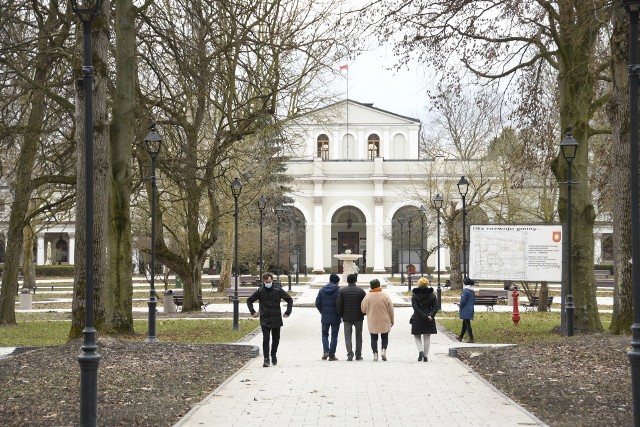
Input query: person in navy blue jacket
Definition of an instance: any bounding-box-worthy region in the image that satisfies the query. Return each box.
[457,277,476,343]
[316,274,342,360]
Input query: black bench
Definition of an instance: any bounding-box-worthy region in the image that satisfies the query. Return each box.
[210,278,220,290]
[225,287,257,302]
[474,295,498,311]
[478,289,510,304]
[523,296,554,312]
[594,269,614,287]
[171,289,207,311]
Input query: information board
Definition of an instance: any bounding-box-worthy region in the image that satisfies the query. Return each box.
[468,224,563,282]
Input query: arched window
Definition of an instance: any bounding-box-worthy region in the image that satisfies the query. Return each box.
[317,134,329,160]
[368,134,380,159]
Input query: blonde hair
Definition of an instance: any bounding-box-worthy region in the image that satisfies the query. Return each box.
[417,277,429,287]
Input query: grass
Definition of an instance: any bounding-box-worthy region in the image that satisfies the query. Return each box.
[437,312,612,344]
[0,319,258,347]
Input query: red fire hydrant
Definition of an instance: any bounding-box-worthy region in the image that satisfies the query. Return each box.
[512,287,520,326]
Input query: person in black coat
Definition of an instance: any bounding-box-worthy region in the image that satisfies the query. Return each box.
[410,277,438,362]
[247,273,293,367]
[336,273,367,361]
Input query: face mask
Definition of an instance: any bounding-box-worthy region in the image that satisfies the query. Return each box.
[264,282,273,289]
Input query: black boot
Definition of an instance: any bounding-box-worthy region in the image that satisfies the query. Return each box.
[271,354,277,365]
[418,351,424,361]
[263,357,270,367]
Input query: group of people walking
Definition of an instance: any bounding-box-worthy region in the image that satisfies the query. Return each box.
[247,272,470,367]
[316,273,438,362]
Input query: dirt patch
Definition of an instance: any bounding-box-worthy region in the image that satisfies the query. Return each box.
[458,333,632,426]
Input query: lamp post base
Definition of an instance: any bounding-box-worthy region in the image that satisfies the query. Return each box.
[232,297,240,331]
[146,297,159,343]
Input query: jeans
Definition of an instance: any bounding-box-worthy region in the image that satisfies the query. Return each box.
[343,320,363,358]
[321,321,341,356]
[370,332,389,353]
[261,326,281,357]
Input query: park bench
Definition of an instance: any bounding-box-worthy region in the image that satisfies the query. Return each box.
[473,295,498,311]
[523,296,554,312]
[594,269,615,288]
[239,275,260,286]
[171,289,207,312]
[478,289,510,305]
[225,287,258,302]
[210,278,220,290]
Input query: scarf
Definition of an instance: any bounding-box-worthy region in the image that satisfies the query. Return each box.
[370,287,382,293]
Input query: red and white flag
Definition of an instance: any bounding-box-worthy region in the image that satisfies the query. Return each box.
[340,65,348,70]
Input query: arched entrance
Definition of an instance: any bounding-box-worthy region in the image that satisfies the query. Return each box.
[331,206,365,273]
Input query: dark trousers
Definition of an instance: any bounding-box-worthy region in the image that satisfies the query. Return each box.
[261,326,281,357]
[370,332,389,353]
[321,321,341,356]
[343,320,363,358]
[460,319,474,340]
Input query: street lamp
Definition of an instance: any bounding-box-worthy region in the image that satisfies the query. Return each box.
[457,176,469,279]
[397,217,405,285]
[560,130,577,337]
[71,0,104,424]
[407,217,413,292]
[145,124,162,344]
[294,218,301,286]
[287,213,293,292]
[418,206,426,278]
[257,196,267,282]
[622,1,640,423]
[433,194,443,310]
[275,207,285,284]
[231,178,243,331]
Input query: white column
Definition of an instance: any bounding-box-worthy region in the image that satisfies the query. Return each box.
[313,200,325,273]
[594,233,602,264]
[68,232,76,265]
[37,235,45,265]
[373,202,386,272]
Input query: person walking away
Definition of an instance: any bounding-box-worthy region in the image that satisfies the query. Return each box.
[336,273,366,361]
[361,278,394,361]
[411,277,438,362]
[457,277,475,343]
[247,273,293,367]
[315,273,342,360]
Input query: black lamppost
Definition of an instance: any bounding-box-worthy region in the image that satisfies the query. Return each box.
[145,124,162,344]
[622,2,640,423]
[560,130,577,337]
[407,217,413,292]
[294,218,301,286]
[275,207,285,284]
[287,213,293,292]
[71,0,103,424]
[257,196,267,281]
[457,176,469,279]
[398,217,405,285]
[231,178,243,331]
[433,194,443,310]
[418,206,426,278]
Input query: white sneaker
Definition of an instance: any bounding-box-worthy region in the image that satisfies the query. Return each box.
[381,349,387,361]
[373,352,378,361]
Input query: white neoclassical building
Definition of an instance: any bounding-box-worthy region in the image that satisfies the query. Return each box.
[284,99,452,274]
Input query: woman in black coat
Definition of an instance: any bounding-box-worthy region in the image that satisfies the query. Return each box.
[410,277,438,362]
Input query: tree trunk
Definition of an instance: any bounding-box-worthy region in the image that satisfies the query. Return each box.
[608,7,633,335]
[538,282,549,312]
[70,7,109,338]
[105,0,137,334]
[22,225,36,291]
[0,13,52,323]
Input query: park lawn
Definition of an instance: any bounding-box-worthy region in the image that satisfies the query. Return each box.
[437,311,612,344]
[0,319,258,347]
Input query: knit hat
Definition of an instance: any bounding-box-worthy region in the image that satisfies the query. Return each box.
[369,278,381,289]
[329,274,340,284]
[463,277,475,286]
[417,277,429,287]
[347,273,357,284]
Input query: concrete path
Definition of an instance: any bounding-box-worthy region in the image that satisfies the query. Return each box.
[175,284,547,427]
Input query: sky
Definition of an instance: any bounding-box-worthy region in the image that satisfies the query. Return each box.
[334,44,434,122]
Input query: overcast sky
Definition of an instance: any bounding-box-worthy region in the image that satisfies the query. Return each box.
[335,44,434,122]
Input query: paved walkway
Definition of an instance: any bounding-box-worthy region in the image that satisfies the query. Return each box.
[175,282,547,427]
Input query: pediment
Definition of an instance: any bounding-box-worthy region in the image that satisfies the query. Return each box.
[297,100,420,127]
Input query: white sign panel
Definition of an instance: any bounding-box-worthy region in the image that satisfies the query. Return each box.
[468,224,563,282]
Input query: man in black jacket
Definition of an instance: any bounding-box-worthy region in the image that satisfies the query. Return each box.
[247,273,293,367]
[336,273,366,361]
